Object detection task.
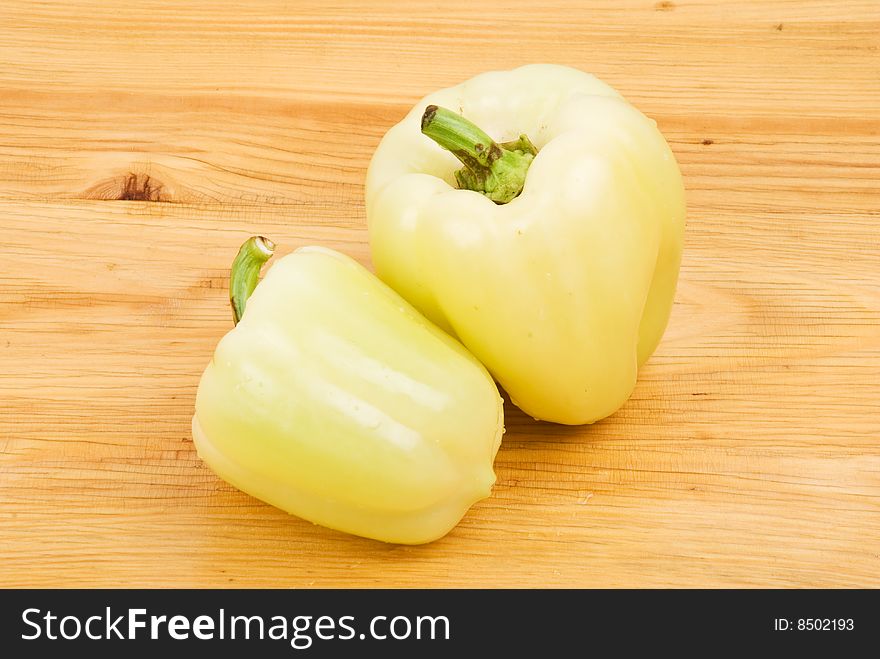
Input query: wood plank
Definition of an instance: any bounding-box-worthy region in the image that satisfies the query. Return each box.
[1,0,878,587]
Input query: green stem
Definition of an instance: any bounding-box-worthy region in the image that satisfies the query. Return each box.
[230,236,275,325]
[420,105,537,204]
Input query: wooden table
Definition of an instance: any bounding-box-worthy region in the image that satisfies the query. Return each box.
[1,1,878,588]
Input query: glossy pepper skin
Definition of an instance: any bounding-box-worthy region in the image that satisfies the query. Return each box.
[366,64,686,425]
[192,239,504,544]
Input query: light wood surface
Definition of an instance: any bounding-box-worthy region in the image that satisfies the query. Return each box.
[1,0,878,588]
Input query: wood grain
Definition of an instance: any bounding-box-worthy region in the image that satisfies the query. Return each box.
[1,0,878,588]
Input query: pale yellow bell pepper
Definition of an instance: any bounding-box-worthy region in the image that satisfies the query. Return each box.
[192,238,504,544]
[366,64,686,425]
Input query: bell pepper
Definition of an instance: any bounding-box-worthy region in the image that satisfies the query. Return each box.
[366,64,686,425]
[192,237,504,544]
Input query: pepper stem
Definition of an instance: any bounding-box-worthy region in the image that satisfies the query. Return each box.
[230,236,275,325]
[420,105,537,204]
